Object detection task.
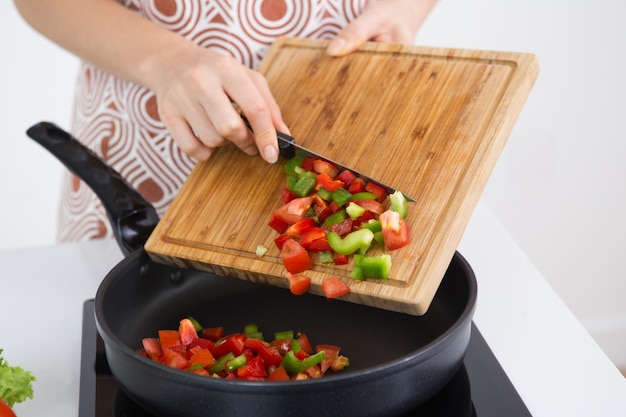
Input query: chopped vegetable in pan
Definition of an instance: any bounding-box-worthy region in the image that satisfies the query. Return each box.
[138,318,350,381]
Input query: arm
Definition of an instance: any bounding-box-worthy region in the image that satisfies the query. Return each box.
[13,0,286,163]
[326,0,438,56]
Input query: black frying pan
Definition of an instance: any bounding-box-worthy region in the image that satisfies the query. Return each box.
[27,122,477,417]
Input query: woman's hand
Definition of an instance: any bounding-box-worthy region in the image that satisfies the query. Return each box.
[148,43,288,163]
[326,0,438,56]
[14,0,287,163]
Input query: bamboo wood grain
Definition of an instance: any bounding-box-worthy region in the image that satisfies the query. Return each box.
[145,38,539,315]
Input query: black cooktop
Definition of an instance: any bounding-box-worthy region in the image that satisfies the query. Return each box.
[79,300,532,417]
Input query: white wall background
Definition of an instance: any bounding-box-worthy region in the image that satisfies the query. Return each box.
[2,1,625,370]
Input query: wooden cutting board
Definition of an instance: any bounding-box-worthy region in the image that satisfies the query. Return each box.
[145,38,539,315]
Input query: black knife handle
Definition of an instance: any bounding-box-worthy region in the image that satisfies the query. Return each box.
[276,131,296,159]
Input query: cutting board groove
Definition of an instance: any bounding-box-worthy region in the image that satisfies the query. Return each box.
[145,38,539,315]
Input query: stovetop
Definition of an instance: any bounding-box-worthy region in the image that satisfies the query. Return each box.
[79,300,532,417]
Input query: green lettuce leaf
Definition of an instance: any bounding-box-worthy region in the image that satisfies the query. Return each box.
[0,349,36,408]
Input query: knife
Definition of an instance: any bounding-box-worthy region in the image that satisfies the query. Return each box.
[240,113,415,202]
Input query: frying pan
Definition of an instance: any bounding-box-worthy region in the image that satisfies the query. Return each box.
[27,122,477,417]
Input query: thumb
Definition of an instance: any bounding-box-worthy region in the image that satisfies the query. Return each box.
[326,16,380,56]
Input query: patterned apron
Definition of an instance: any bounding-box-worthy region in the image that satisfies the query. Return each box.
[59,0,371,242]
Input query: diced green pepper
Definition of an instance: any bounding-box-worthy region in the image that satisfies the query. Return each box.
[360,254,392,279]
[291,172,317,197]
[349,192,377,201]
[188,363,204,372]
[349,254,365,280]
[281,350,326,374]
[327,229,374,255]
[225,354,248,372]
[345,201,366,220]
[186,316,203,332]
[324,209,347,226]
[317,251,335,264]
[286,175,298,191]
[317,187,332,201]
[291,338,302,354]
[244,323,264,340]
[283,156,304,177]
[349,266,365,281]
[373,231,385,249]
[274,330,294,340]
[209,352,235,373]
[244,323,258,334]
[390,190,409,219]
[361,219,382,233]
[331,187,353,206]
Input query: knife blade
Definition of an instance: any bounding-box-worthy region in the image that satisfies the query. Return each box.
[275,130,415,202]
[239,112,415,202]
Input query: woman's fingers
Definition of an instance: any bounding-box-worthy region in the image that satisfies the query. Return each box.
[154,48,285,163]
[326,0,437,56]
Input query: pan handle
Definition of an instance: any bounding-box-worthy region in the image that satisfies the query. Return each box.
[26,122,159,255]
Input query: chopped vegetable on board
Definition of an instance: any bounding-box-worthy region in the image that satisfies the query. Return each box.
[268,156,413,297]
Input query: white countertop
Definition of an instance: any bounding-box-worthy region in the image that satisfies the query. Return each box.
[1,202,625,416]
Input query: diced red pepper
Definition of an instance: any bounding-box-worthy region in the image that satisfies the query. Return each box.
[179,318,199,346]
[211,334,246,358]
[189,348,215,369]
[237,356,268,378]
[158,329,181,350]
[321,276,351,298]
[163,348,188,369]
[316,172,344,192]
[267,366,290,381]
[352,210,375,228]
[201,326,225,342]
[299,227,327,249]
[188,337,213,350]
[336,170,356,186]
[329,200,343,214]
[295,349,310,360]
[280,238,314,274]
[301,157,315,172]
[313,159,339,178]
[272,197,314,225]
[312,194,333,222]
[316,344,341,358]
[365,182,387,202]
[347,177,366,194]
[280,187,297,204]
[286,217,318,238]
[354,199,385,215]
[190,367,211,376]
[268,214,289,234]
[380,210,411,250]
[271,339,292,356]
[333,253,349,265]
[285,272,312,295]
[274,234,290,250]
[307,237,332,252]
[142,338,163,361]
[326,218,353,236]
[244,338,284,368]
[297,333,314,354]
